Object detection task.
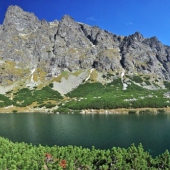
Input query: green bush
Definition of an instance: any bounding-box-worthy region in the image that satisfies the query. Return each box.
[164,81,170,89]
[49,83,54,88]
[13,86,63,107]
[128,110,136,114]
[145,80,151,85]
[55,108,70,113]
[157,109,165,114]
[131,76,143,83]
[0,137,170,169]
[12,110,17,113]
[0,94,13,107]
[139,109,152,114]
[45,103,56,108]
[143,76,150,80]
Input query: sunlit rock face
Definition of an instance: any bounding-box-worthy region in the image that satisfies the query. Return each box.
[0,5,170,88]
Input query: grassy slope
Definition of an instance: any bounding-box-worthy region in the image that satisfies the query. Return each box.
[0,78,170,113]
[58,79,170,111]
[0,85,63,112]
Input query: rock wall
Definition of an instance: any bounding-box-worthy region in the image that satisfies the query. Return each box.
[0,5,170,87]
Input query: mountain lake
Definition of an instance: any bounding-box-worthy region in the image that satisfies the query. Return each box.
[0,112,170,157]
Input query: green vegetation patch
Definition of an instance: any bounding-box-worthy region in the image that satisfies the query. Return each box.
[67,82,105,98]
[13,86,63,107]
[0,77,170,111]
[48,83,54,88]
[144,80,151,85]
[0,94,13,107]
[131,75,143,83]
[0,137,170,169]
[164,81,170,89]
[60,79,170,111]
[128,110,137,114]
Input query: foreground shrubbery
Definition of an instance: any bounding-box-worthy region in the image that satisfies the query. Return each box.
[0,137,170,169]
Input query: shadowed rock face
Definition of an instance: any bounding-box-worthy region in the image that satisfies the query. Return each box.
[0,5,170,86]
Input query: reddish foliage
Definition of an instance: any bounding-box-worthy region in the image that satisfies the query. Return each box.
[60,159,67,169]
[45,153,53,162]
[45,153,52,159]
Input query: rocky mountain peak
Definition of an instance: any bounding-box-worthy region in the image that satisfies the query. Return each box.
[128,32,144,42]
[133,32,144,41]
[5,5,23,15]
[57,13,91,49]
[58,14,80,32]
[0,5,170,91]
[143,36,164,52]
[3,5,40,33]
[149,36,162,46]
[61,15,74,22]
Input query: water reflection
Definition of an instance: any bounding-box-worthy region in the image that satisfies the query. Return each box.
[0,113,170,156]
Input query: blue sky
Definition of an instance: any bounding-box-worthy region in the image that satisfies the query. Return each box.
[0,0,170,45]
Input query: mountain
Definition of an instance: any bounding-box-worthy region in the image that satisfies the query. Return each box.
[0,5,170,113]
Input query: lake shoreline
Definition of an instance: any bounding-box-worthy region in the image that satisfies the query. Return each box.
[0,106,170,114]
[80,107,170,114]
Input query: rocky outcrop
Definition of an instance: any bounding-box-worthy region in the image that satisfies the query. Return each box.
[0,5,170,88]
[120,32,170,80]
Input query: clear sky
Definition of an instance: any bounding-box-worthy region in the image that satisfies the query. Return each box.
[0,0,170,45]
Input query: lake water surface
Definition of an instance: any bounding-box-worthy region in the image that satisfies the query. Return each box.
[0,113,170,157]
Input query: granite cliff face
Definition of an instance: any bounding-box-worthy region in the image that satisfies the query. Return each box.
[0,5,170,94]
